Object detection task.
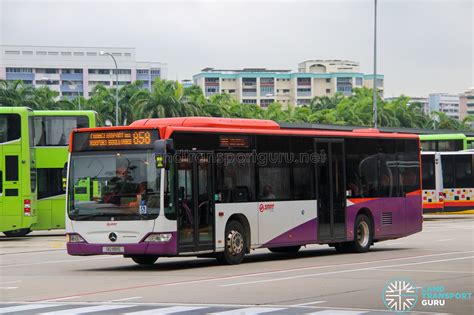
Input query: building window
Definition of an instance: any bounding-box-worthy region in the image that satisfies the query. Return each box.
[355,77,363,86]
[112,69,131,75]
[124,53,131,57]
[137,69,149,74]
[5,50,20,55]
[61,52,72,56]
[6,67,33,73]
[326,89,331,93]
[47,51,59,56]
[150,69,161,75]
[242,99,257,104]
[326,78,331,83]
[73,52,84,56]
[86,52,97,56]
[22,51,33,55]
[260,99,274,108]
[112,52,122,57]
[282,89,290,93]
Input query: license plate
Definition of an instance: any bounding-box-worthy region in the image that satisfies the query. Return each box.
[102,246,124,253]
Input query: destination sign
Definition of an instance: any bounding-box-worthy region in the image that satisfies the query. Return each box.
[219,135,250,148]
[73,129,159,151]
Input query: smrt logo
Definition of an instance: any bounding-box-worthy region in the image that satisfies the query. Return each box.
[258,203,275,213]
[106,222,117,227]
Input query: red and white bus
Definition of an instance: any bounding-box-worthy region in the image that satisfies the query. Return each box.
[66,117,422,265]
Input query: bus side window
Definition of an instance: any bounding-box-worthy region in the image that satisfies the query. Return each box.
[0,171,3,194]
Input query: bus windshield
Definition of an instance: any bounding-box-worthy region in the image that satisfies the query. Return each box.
[68,150,161,221]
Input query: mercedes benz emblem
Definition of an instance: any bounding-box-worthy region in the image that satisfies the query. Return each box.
[109,232,117,242]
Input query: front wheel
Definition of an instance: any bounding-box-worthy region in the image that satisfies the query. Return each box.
[3,228,31,237]
[217,220,246,265]
[131,255,159,265]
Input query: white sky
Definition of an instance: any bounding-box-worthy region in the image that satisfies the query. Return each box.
[1,0,473,97]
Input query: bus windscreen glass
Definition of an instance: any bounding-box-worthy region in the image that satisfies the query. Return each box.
[68,150,161,220]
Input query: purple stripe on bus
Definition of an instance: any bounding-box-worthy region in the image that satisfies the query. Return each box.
[262,219,318,248]
[67,232,178,256]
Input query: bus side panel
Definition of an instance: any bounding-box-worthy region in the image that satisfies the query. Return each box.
[215,202,259,251]
[35,199,52,230]
[405,191,423,235]
[346,198,408,240]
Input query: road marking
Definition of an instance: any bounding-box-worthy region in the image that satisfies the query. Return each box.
[0,287,18,290]
[33,250,474,302]
[0,255,119,268]
[221,255,474,287]
[293,301,327,306]
[383,268,474,274]
[163,250,474,288]
[0,280,22,284]
[0,304,60,314]
[41,304,134,314]
[211,307,284,314]
[41,296,82,302]
[438,238,453,242]
[384,242,403,245]
[125,306,206,314]
[109,296,143,302]
[308,311,368,315]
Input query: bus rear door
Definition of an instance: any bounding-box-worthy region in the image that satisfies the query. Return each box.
[315,139,346,242]
[176,153,215,253]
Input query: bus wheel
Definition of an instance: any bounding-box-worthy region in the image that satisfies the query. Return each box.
[131,255,159,265]
[3,228,31,237]
[268,246,301,253]
[352,214,373,253]
[218,220,246,265]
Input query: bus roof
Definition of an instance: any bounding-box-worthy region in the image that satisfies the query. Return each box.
[77,117,419,140]
[419,134,467,140]
[34,110,97,117]
[0,107,32,115]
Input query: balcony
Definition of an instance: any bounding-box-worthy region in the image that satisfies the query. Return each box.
[60,73,83,81]
[6,73,34,81]
[60,84,84,93]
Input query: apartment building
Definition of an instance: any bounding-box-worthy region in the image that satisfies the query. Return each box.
[193,60,384,107]
[459,88,474,121]
[429,93,460,120]
[0,45,167,98]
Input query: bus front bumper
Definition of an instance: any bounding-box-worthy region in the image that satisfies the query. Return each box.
[66,232,177,256]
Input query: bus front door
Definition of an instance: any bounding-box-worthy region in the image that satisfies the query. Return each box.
[315,140,346,242]
[177,153,215,253]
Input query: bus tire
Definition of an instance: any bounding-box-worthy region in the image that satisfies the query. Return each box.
[352,214,373,253]
[131,255,159,265]
[218,220,246,265]
[268,246,301,253]
[3,228,31,237]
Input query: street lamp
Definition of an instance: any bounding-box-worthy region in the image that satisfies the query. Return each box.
[100,51,119,126]
[373,0,378,129]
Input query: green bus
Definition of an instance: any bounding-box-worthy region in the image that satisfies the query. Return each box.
[468,137,474,150]
[1,107,37,236]
[0,108,97,236]
[420,134,468,151]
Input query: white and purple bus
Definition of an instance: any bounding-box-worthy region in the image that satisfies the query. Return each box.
[66,118,422,265]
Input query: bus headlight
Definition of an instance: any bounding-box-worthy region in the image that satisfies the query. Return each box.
[67,234,86,243]
[144,233,172,243]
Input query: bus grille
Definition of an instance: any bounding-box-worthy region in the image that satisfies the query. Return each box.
[381,212,392,225]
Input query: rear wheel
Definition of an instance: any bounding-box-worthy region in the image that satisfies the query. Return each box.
[3,228,31,237]
[131,255,159,265]
[217,220,246,265]
[268,246,301,253]
[334,214,373,253]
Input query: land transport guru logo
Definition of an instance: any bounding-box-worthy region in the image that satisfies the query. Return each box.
[382,279,418,312]
[382,278,472,312]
